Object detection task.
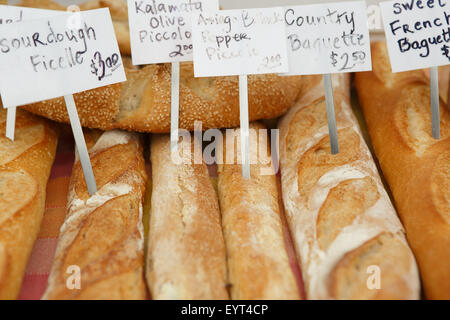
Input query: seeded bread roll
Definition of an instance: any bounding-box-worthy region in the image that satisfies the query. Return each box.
[355,42,450,300]
[217,122,301,300]
[147,134,228,299]
[278,73,420,299]
[0,109,58,300]
[43,130,147,300]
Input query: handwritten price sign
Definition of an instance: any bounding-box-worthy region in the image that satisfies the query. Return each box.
[0,8,125,107]
[127,0,219,65]
[283,1,371,75]
[192,7,289,77]
[381,0,450,72]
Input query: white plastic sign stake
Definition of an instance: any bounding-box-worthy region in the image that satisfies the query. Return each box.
[0,5,63,140]
[127,0,219,152]
[430,66,440,139]
[380,0,450,139]
[192,7,289,178]
[65,94,97,195]
[283,1,372,154]
[0,9,126,195]
[171,61,180,152]
[323,74,339,154]
[239,75,250,179]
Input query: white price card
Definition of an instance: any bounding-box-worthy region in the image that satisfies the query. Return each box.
[0,4,62,25]
[127,0,219,65]
[381,0,450,73]
[283,1,372,75]
[0,8,126,107]
[192,7,289,77]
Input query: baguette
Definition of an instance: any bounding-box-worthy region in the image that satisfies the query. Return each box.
[147,134,228,299]
[0,109,58,299]
[43,130,147,299]
[278,74,420,299]
[355,42,450,299]
[217,122,301,300]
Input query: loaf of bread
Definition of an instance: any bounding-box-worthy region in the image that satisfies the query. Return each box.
[0,109,58,300]
[18,0,304,133]
[147,134,228,299]
[43,129,147,299]
[278,73,420,299]
[355,42,450,300]
[217,122,300,300]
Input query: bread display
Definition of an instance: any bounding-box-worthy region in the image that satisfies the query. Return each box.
[355,42,450,300]
[16,0,304,133]
[278,73,420,299]
[217,122,300,300]
[0,109,58,300]
[43,130,147,299]
[147,134,228,299]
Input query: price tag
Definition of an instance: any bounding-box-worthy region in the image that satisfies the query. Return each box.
[192,7,288,178]
[0,8,125,194]
[0,8,126,107]
[381,0,447,139]
[127,0,218,152]
[127,0,219,65]
[0,4,64,140]
[381,0,450,72]
[283,1,372,75]
[192,7,289,77]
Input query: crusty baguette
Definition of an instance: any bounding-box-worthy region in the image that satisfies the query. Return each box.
[278,73,420,299]
[147,134,228,299]
[217,122,300,300]
[355,42,450,300]
[43,130,147,300]
[0,109,58,300]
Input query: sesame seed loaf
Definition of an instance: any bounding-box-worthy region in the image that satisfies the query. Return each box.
[18,0,304,133]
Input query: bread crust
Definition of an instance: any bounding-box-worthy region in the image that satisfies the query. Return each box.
[147,134,228,299]
[217,122,301,300]
[0,109,58,300]
[355,42,450,300]
[278,74,420,299]
[43,130,148,300]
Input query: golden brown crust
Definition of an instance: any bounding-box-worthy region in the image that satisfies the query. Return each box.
[0,109,58,300]
[355,42,450,300]
[217,122,301,300]
[147,134,228,300]
[23,63,303,133]
[43,130,147,300]
[278,74,420,300]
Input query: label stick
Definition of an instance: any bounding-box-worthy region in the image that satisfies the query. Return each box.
[5,106,16,141]
[64,95,97,195]
[170,62,180,153]
[239,75,250,179]
[323,74,339,154]
[430,66,440,139]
